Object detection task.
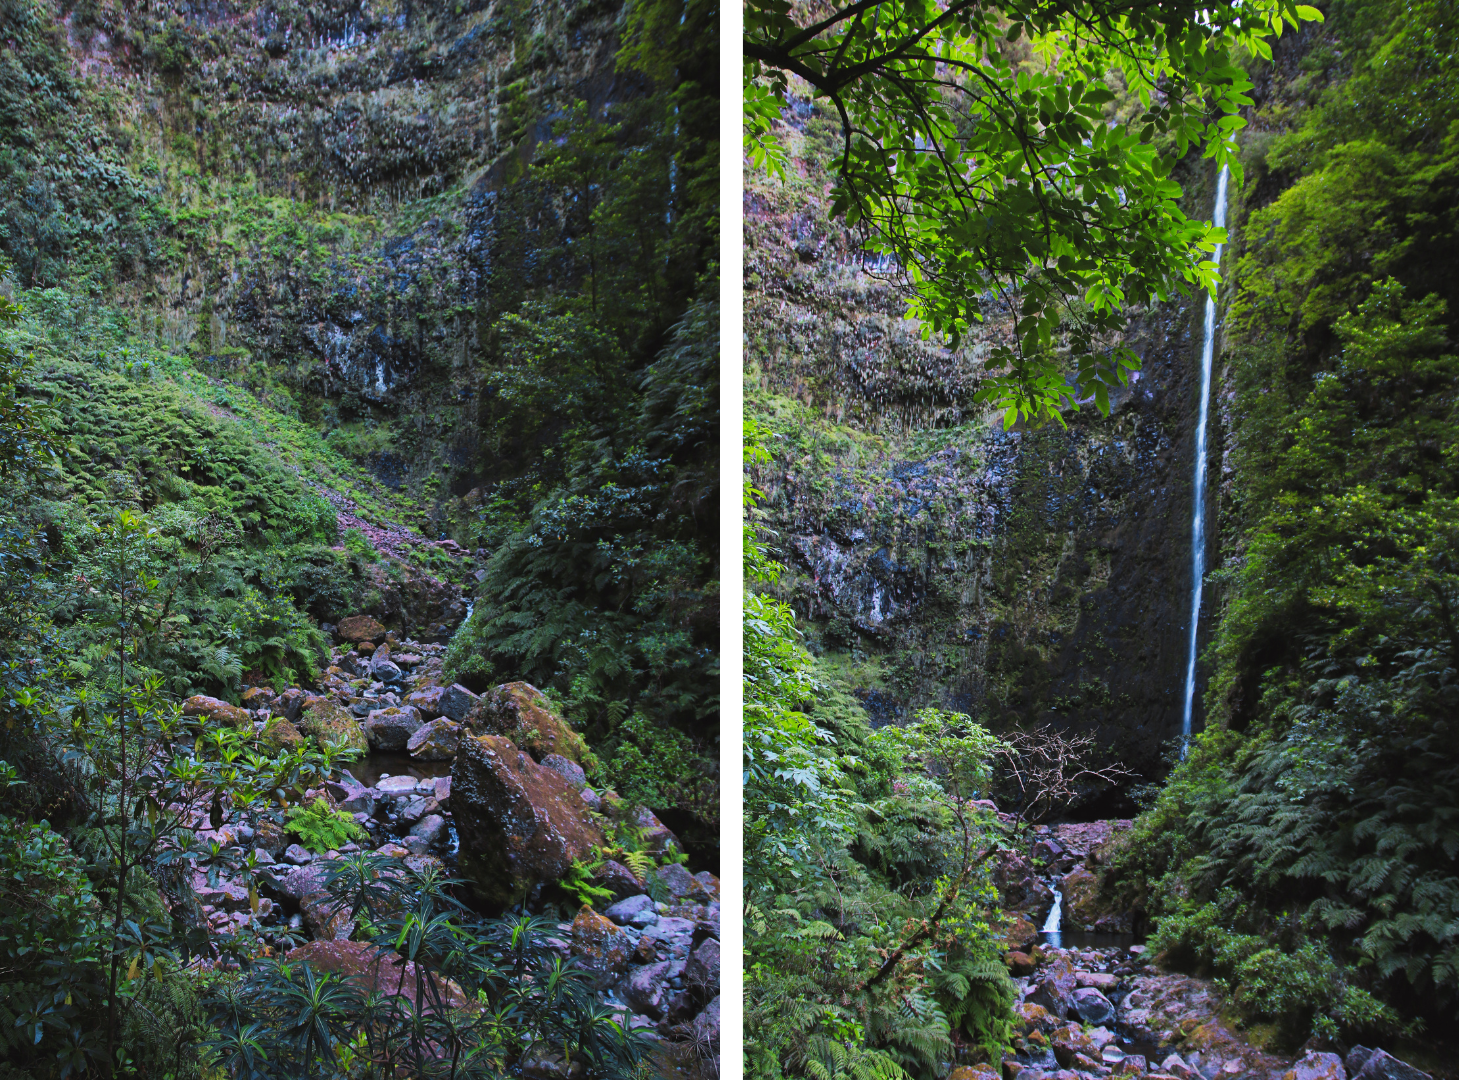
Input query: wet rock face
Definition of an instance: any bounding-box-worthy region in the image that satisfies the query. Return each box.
[450,734,604,908]
[748,127,1224,786]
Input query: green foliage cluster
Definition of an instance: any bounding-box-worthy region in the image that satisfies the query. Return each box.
[207,857,646,1080]
[745,0,1321,427]
[744,431,1016,1079]
[1105,0,1459,1046]
[284,798,364,855]
[434,0,719,826]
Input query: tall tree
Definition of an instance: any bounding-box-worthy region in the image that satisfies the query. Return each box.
[744,0,1322,426]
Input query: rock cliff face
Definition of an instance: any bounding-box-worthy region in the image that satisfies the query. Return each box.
[5,0,641,515]
[747,107,1229,786]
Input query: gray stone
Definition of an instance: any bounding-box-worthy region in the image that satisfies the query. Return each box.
[439,683,480,722]
[283,843,314,865]
[363,706,423,751]
[400,835,431,855]
[1071,986,1115,1026]
[655,862,699,899]
[1354,1049,1431,1080]
[410,814,447,847]
[606,894,655,924]
[397,796,429,824]
[619,960,672,1019]
[580,787,602,811]
[251,846,275,865]
[686,936,719,991]
[377,775,420,795]
[433,775,452,806]
[1347,1050,1376,1077]
[540,753,586,789]
[338,789,376,815]
[1287,1051,1346,1080]
[273,862,330,903]
[690,995,719,1049]
[655,916,696,943]
[371,659,403,683]
[594,859,645,902]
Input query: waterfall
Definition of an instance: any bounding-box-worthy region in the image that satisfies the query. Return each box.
[1180,164,1231,756]
[1042,888,1063,935]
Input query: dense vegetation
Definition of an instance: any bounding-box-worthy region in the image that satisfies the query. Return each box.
[744,429,1018,1080]
[744,0,1320,425]
[0,0,717,1073]
[1105,0,1459,1052]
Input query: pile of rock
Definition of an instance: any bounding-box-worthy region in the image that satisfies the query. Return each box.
[176,614,719,1058]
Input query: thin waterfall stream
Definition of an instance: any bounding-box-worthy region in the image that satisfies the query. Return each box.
[1180,164,1230,756]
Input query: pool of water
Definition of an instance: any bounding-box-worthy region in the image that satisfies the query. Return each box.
[1040,929,1143,951]
[344,752,452,789]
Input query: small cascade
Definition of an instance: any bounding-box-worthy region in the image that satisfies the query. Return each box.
[1180,164,1231,757]
[1041,886,1064,948]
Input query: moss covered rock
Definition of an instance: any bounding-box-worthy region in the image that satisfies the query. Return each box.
[468,682,590,765]
[259,717,305,751]
[451,734,603,908]
[182,695,251,727]
[298,699,367,756]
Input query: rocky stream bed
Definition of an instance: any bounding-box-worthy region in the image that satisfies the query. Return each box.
[970,825,1434,1080]
[176,613,720,1068]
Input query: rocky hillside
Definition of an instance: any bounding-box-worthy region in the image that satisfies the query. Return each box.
[177,614,720,1067]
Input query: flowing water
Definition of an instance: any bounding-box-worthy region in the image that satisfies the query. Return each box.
[1180,164,1231,756]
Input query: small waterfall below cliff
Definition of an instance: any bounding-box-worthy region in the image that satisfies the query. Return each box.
[1180,164,1230,756]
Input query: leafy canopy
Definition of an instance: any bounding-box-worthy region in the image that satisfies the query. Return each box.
[744,0,1322,427]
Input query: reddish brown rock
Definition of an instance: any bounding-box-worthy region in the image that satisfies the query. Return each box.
[404,685,446,720]
[285,940,469,1012]
[182,695,251,727]
[1052,1025,1096,1069]
[337,615,387,643]
[467,682,591,765]
[451,734,604,907]
[998,912,1039,951]
[1005,950,1036,976]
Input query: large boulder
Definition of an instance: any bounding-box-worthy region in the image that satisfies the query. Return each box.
[1071,987,1115,1026]
[439,684,481,723]
[337,615,387,643]
[1351,1049,1432,1080]
[1060,866,1105,929]
[182,695,251,727]
[259,717,305,751]
[467,682,590,764]
[297,699,368,756]
[451,734,604,907]
[405,685,446,720]
[363,706,423,751]
[407,719,462,761]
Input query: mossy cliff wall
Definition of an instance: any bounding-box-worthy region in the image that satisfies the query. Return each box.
[2,0,666,523]
[746,106,1235,786]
